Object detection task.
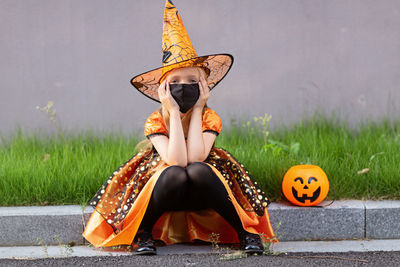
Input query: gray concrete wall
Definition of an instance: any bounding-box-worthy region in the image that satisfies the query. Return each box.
[1,0,399,137]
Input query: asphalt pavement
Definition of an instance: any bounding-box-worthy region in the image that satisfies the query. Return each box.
[1,239,400,266]
[1,251,400,267]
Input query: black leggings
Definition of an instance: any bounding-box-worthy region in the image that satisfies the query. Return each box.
[138,162,245,236]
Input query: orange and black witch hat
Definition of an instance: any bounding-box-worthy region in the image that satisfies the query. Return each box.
[131,0,234,103]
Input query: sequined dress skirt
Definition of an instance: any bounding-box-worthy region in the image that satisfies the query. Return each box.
[82,146,276,247]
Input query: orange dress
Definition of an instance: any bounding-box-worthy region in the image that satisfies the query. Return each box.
[82,107,276,247]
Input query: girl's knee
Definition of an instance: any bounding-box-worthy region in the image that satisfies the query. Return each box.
[186,162,216,186]
[158,165,188,190]
[187,161,210,174]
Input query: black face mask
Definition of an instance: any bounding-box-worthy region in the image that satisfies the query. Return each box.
[169,83,200,113]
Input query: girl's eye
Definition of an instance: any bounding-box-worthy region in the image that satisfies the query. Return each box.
[191,79,197,83]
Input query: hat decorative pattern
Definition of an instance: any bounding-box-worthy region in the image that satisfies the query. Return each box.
[162,0,197,65]
[131,0,233,103]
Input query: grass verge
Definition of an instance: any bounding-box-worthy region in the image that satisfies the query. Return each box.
[1,113,399,206]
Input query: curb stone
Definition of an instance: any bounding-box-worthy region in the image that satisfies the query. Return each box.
[269,200,365,241]
[365,200,400,239]
[0,200,399,246]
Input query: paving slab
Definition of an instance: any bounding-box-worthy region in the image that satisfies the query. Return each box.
[1,240,400,259]
[0,244,215,259]
[365,200,400,239]
[272,239,400,253]
[268,200,365,241]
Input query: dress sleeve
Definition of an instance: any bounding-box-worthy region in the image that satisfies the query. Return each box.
[144,110,168,139]
[202,108,222,136]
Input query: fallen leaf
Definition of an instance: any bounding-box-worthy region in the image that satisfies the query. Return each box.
[357,168,369,175]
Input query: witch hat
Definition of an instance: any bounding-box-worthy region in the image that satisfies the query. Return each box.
[130,0,234,102]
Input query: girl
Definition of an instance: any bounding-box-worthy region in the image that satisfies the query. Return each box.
[82,0,275,256]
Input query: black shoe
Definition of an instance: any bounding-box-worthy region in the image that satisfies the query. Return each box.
[133,230,157,255]
[239,232,264,254]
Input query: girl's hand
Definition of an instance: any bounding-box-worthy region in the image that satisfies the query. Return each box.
[193,76,209,110]
[158,80,180,113]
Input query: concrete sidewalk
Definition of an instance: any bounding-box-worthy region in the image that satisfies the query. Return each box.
[0,200,399,246]
[1,240,400,259]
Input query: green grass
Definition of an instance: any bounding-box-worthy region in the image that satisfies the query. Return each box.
[217,113,400,201]
[0,129,140,207]
[1,113,400,206]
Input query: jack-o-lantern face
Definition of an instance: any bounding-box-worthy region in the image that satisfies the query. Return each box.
[282,165,329,206]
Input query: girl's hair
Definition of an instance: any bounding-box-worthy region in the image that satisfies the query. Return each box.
[159,65,210,84]
[135,67,208,152]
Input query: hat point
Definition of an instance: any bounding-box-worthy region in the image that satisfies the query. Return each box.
[162,0,197,67]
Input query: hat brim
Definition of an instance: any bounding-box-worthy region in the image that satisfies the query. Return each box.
[130,53,234,103]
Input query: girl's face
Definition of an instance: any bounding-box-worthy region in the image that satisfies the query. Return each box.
[165,67,206,117]
[165,67,202,84]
